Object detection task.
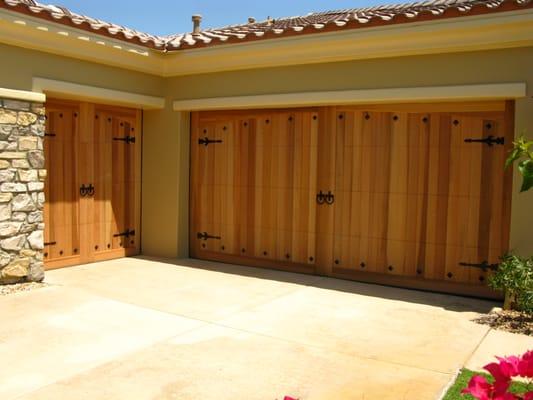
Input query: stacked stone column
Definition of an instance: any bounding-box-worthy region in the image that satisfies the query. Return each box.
[0,99,45,284]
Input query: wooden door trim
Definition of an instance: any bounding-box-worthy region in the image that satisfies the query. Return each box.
[331,267,503,300]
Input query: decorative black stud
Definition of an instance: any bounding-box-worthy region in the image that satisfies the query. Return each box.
[422,117,428,123]
[479,276,485,282]
[130,240,134,245]
[393,115,399,121]
[202,243,206,248]
[44,252,48,258]
[74,113,78,118]
[486,123,492,130]
[108,117,112,122]
[263,251,268,256]
[73,248,78,254]
[338,114,344,120]
[309,256,314,262]
[313,115,317,120]
[447,272,453,279]
[203,129,207,134]
[244,122,248,127]
[241,248,246,253]
[265,119,270,124]
[453,120,459,126]
[360,262,366,269]
[221,246,225,251]
[388,265,394,272]
[364,113,370,120]
[417,269,423,275]
[286,254,291,259]
[223,126,227,131]
[288,116,293,122]
[107,244,111,249]
[59,250,64,256]
[94,245,99,250]
[334,260,340,265]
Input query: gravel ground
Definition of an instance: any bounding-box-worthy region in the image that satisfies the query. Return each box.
[475,310,533,336]
[0,282,48,296]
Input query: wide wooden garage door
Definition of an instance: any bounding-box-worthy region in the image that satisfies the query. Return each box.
[44,100,141,270]
[190,102,513,298]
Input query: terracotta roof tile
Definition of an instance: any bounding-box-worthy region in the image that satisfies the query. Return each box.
[0,0,531,51]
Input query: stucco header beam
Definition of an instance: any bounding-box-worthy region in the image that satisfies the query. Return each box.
[33,78,165,110]
[172,83,527,111]
[0,87,45,103]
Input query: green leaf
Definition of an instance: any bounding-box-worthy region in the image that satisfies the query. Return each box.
[505,147,522,169]
[518,159,533,192]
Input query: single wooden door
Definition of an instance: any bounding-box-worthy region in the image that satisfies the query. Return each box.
[92,107,140,262]
[316,102,513,295]
[43,101,82,268]
[190,110,319,273]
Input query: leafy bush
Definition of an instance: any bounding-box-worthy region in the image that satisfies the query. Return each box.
[506,136,533,192]
[489,254,533,314]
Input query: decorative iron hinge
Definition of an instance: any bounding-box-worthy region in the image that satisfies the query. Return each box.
[316,191,335,205]
[459,261,499,272]
[197,232,221,241]
[198,137,223,146]
[113,136,136,144]
[114,229,135,238]
[44,133,56,137]
[44,241,57,246]
[464,136,504,147]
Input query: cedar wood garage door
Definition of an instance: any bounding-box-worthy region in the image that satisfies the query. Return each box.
[44,100,141,270]
[190,101,514,299]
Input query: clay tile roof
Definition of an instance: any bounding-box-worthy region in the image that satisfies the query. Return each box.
[0,0,531,51]
[0,0,166,49]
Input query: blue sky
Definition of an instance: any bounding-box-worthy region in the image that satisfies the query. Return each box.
[52,0,387,36]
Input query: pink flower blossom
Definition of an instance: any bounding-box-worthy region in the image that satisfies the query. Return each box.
[519,351,533,378]
[463,376,493,400]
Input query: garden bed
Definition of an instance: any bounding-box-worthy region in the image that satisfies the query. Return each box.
[474,310,533,336]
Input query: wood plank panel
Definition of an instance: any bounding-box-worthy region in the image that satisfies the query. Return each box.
[191,110,318,271]
[44,101,81,268]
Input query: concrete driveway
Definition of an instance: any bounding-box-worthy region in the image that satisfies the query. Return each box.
[1,257,531,400]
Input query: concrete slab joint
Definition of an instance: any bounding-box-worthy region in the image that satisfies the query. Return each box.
[0,98,45,284]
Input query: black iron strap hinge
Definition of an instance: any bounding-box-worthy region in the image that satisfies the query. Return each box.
[464,135,504,147]
[44,133,56,137]
[197,232,221,241]
[114,229,135,238]
[44,241,57,246]
[113,136,136,144]
[198,137,223,147]
[459,261,499,272]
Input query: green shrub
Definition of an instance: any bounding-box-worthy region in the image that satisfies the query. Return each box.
[489,254,533,313]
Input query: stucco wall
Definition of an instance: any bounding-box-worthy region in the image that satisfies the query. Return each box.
[164,46,533,258]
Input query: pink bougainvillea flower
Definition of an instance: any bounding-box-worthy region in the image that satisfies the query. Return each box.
[463,375,493,400]
[283,397,299,400]
[518,350,533,378]
[484,359,516,384]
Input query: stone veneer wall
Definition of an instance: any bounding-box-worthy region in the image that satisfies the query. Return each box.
[0,99,45,284]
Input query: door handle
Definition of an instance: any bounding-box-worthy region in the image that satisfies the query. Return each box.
[80,184,88,197]
[80,184,95,197]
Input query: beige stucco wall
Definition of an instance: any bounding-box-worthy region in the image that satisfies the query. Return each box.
[1,42,532,260]
[165,46,533,258]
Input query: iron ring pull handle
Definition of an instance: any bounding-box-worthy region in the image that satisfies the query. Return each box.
[316,191,326,205]
[80,184,88,197]
[87,184,95,197]
[325,191,335,205]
